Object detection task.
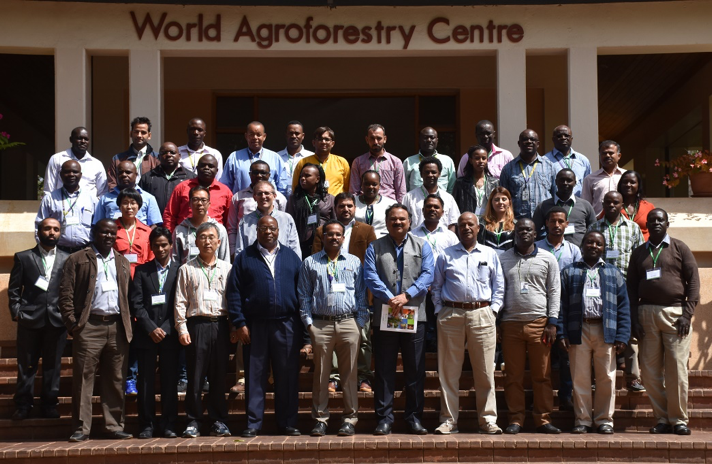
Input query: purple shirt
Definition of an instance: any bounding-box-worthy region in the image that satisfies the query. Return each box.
[457,143,514,179]
[350,151,407,202]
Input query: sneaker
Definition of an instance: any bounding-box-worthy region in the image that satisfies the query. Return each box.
[434,422,458,435]
[359,380,372,393]
[177,379,188,393]
[125,379,138,396]
[479,422,503,435]
[210,421,231,437]
[627,379,646,392]
[328,380,339,392]
[183,423,200,438]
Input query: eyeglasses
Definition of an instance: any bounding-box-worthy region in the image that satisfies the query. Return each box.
[258,226,278,232]
[191,197,209,204]
[196,235,218,242]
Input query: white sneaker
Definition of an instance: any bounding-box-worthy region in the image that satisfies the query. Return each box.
[479,422,503,434]
[434,422,459,435]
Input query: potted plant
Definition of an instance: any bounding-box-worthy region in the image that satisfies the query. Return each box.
[656,149,712,197]
[0,113,25,152]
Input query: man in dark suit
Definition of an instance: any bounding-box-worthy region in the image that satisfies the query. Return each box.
[130,227,180,439]
[59,219,133,442]
[8,218,69,420]
[312,192,377,392]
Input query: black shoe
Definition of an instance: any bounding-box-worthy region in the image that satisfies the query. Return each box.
[177,379,188,393]
[242,428,259,438]
[105,430,133,440]
[338,423,356,436]
[202,380,210,393]
[409,421,428,435]
[536,423,561,434]
[504,424,521,435]
[373,422,392,436]
[210,421,231,437]
[11,408,30,421]
[571,425,591,434]
[41,408,60,419]
[558,397,574,412]
[311,422,327,437]
[164,430,178,439]
[139,428,153,439]
[674,424,691,435]
[282,427,301,437]
[597,424,614,434]
[650,423,672,434]
[69,431,89,442]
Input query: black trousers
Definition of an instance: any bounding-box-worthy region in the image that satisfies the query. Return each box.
[185,318,230,424]
[136,342,179,433]
[372,323,426,426]
[14,324,67,412]
[243,315,301,430]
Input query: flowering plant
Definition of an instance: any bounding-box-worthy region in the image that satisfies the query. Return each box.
[0,114,25,152]
[656,149,712,188]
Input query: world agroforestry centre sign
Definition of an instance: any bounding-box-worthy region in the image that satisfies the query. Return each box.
[130,12,525,50]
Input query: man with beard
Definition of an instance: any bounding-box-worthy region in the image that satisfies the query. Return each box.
[107,117,160,190]
[350,124,406,202]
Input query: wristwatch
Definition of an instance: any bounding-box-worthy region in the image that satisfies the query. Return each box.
[404,291,413,301]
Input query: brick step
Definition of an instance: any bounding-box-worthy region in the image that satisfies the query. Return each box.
[3,388,712,419]
[1,409,712,441]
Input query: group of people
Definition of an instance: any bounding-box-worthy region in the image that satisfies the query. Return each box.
[8,116,698,443]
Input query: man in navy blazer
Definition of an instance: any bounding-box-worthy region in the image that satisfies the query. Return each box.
[8,218,69,420]
[130,227,180,439]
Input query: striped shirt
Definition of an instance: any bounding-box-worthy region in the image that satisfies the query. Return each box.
[350,151,407,202]
[174,256,232,336]
[226,186,287,242]
[587,216,643,278]
[297,250,368,328]
[499,155,557,219]
[543,148,592,197]
[36,187,97,248]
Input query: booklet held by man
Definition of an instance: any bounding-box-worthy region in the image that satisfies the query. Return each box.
[380,304,418,333]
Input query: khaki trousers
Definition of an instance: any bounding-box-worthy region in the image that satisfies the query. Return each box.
[309,317,360,424]
[568,321,616,427]
[437,306,497,428]
[501,317,553,427]
[71,319,129,435]
[639,304,691,426]
[330,317,373,383]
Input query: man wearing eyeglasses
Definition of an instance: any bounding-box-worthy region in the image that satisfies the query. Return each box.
[232,180,301,259]
[175,222,233,438]
[292,127,351,196]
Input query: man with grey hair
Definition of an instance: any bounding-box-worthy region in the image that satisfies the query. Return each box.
[431,212,504,435]
[175,221,233,438]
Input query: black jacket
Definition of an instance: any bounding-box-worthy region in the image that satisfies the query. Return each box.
[138,165,196,213]
[129,259,180,350]
[451,175,499,215]
[8,246,69,329]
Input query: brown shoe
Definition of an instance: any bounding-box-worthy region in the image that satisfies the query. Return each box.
[230,378,245,393]
[328,380,339,392]
[359,380,373,392]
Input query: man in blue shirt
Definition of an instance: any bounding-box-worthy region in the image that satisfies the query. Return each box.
[543,126,591,197]
[93,161,162,227]
[220,121,290,196]
[364,204,434,436]
[499,130,557,220]
[298,220,368,437]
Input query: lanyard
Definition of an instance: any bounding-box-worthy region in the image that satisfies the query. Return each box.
[558,152,572,170]
[492,222,504,246]
[365,204,374,225]
[557,200,574,219]
[421,225,437,249]
[120,219,137,253]
[518,160,539,186]
[157,263,170,293]
[585,268,598,286]
[649,243,664,268]
[62,189,80,216]
[188,147,205,171]
[327,256,339,283]
[547,242,563,262]
[517,257,533,284]
[41,254,51,276]
[199,259,216,289]
[305,196,319,213]
[133,151,146,174]
[164,167,177,181]
[606,220,619,247]
[98,254,111,279]
[626,201,639,221]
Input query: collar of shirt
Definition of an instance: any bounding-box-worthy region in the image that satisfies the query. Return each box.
[515,244,539,257]
[62,187,81,197]
[39,246,56,258]
[247,147,264,159]
[111,185,143,195]
[513,154,544,166]
[156,258,172,272]
[131,145,148,157]
[646,234,671,249]
[421,223,444,235]
[544,238,567,251]
[454,241,481,255]
[390,234,409,249]
[418,150,440,159]
[344,218,356,231]
[197,255,219,269]
[584,258,606,270]
[191,178,217,190]
[257,241,280,256]
[69,149,94,162]
[553,148,579,159]
[283,145,306,157]
[92,245,115,262]
[595,166,625,177]
[369,152,388,161]
[555,193,576,204]
[186,144,206,154]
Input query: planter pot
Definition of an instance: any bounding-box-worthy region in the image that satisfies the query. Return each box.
[690,172,712,197]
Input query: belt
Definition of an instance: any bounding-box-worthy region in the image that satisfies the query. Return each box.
[443,300,490,310]
[190,315,227,322]
[89,314,121,323]
[312,313,354,322]
[583,318,602,324]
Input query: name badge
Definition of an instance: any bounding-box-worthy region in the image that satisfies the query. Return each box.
[35,276,49,291]
[606,250,620,259]
[113,211,122,219]
[332,283,346,293]
[564,225,576,235]
[125,253,138,263]
[204,290,219,301]
[585,288,601,298]
[324,180,330,189]
[520,282,529,294]
[64,216,80,226]
[307,214,318,225]
[647,268,662,280]
[189,246,200,256]
[101,281,118,292]
[151,294,166,305]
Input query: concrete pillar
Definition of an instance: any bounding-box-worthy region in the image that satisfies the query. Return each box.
[129,49,162,145]
[568,47,600,170]
[55,48,88,151]
[497,49,527,153]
